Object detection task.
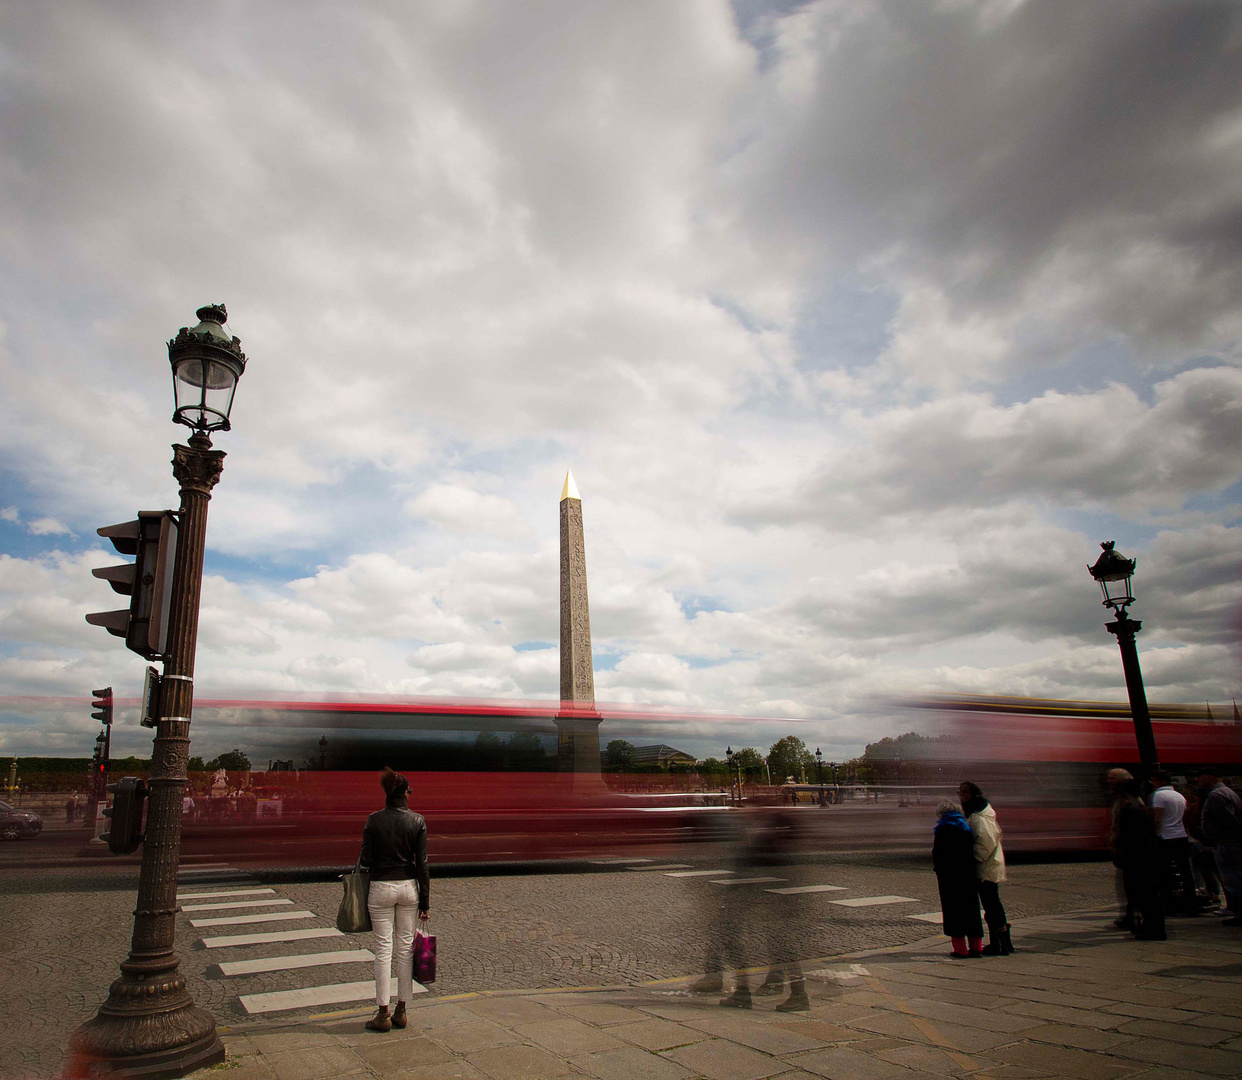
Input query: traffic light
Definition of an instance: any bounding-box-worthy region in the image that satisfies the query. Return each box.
[85,511,179,659]
[91,687,113,726]
[101,777,147,854]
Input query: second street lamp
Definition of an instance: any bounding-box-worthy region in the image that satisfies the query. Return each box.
[71,305,246,1079]
[1088,540,1159,771]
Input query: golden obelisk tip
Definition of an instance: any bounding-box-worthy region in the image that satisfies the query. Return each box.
[560,470,581,502]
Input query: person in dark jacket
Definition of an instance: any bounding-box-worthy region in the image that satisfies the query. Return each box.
[933,800,984,958]
[1115,778,1165,940]
[359,767,430,1032]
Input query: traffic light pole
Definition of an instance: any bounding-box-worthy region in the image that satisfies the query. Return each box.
[70,433,226,1078]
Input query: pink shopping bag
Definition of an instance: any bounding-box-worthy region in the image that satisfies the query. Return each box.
[414,922,436,984]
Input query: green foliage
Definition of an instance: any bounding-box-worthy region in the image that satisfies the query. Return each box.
[473,730,550,771]
[604,739,636,771]
[506,731,546,769]
[697,757,728,776]
[731,746,765,780]
[862,732,937,761]
[767,735,814,783]
[187,756,206,773]
[206,749,251,772]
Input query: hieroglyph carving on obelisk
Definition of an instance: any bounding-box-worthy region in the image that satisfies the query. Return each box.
[559,470,595,705]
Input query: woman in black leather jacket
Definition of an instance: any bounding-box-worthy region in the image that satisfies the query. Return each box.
[359,768,429,1032]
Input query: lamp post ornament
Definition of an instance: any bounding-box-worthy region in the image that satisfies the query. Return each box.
[70,305,246,1079]
[1088,540,1159,771]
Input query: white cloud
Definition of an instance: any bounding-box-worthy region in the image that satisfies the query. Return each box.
[0,2,1239,759]
[27,517,72,536]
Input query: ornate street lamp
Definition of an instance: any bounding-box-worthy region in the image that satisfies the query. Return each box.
[1088,540,1158,770]
[70,305,246,1079]
[815,747,824,804]
[169,304,247,432]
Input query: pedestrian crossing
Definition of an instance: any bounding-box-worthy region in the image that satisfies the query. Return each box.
[614,861,942,923]
[176,868,427,1017]
[179,859,945,1020]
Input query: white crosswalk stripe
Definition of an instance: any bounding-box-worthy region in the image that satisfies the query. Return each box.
[177,888,277,901]
[664,869,733,877]
[629,864,693,871]
[907,911,945,923]
[764,884,846,894]
[217,950,375,976]
[239,980,427,1015]
[710,877,786,886]
[200,927,346,949]
[830,895,919,907]
[188,910,315,928]
[181,899,295,912]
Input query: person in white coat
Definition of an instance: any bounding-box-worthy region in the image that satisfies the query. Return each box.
[959,781,1012,955]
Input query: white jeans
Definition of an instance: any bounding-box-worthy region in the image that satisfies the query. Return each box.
[368,878,420,1006]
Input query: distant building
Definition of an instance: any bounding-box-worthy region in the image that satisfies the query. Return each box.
[631,744,697,769]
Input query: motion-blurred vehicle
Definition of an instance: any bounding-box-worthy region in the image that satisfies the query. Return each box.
[910,696,1242,851]
[163,693,1242,867]
[0,800,43,840]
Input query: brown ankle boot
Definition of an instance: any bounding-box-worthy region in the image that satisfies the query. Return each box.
[365,1006,391,1032]
[391,1001,407,1029]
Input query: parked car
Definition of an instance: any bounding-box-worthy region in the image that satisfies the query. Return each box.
[0,800,43,840]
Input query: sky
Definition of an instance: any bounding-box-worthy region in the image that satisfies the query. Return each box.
[1,0,1240,766]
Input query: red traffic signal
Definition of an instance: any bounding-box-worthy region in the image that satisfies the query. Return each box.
[86,511,179,659]
[91,687,113,725]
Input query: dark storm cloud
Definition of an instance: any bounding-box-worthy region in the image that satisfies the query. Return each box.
[730,0,1242,359]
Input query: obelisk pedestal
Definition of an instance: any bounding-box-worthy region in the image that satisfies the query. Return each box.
[556,471,602,775]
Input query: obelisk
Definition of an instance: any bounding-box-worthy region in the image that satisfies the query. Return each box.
[556,470,601,774]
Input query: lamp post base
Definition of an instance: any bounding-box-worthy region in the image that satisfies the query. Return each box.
[67,996,223,1079]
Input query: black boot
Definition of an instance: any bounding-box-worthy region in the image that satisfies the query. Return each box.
[755,971,785,996]
[775,980,809,1012]
[981,924,1010,956]
[720,985,752,1009]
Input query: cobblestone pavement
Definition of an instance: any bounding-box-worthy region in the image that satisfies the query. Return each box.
[195,908,1242,1080]
[0,852,1118,1079]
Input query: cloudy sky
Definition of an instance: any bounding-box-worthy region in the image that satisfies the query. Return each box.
[1,0,1240,765]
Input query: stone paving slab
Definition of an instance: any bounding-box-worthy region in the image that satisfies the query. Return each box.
[177,905,1242,1080]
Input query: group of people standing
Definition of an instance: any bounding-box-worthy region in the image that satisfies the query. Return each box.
[1110,768,1242,940]
[933,781,1011,958]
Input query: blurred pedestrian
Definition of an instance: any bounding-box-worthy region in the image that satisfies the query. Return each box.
[933,800,983,958]
[749,807,809,1011]
[1197,770,1242,926]
[181,792,195,821]
[1184,785,1223,910]
[1116,777,1165,940]
[1149,770,1195,915]
[1107,768,1135,928]
[690,811,752,1006]
[65,795,76,823]
[958,781,1012,955]
[359,767,429,1032]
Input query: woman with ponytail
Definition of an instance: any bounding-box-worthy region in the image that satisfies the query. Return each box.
[359,767,429,1032]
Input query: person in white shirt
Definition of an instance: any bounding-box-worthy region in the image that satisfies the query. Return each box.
[1150,770,1195,915]
[181,793,195,821]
